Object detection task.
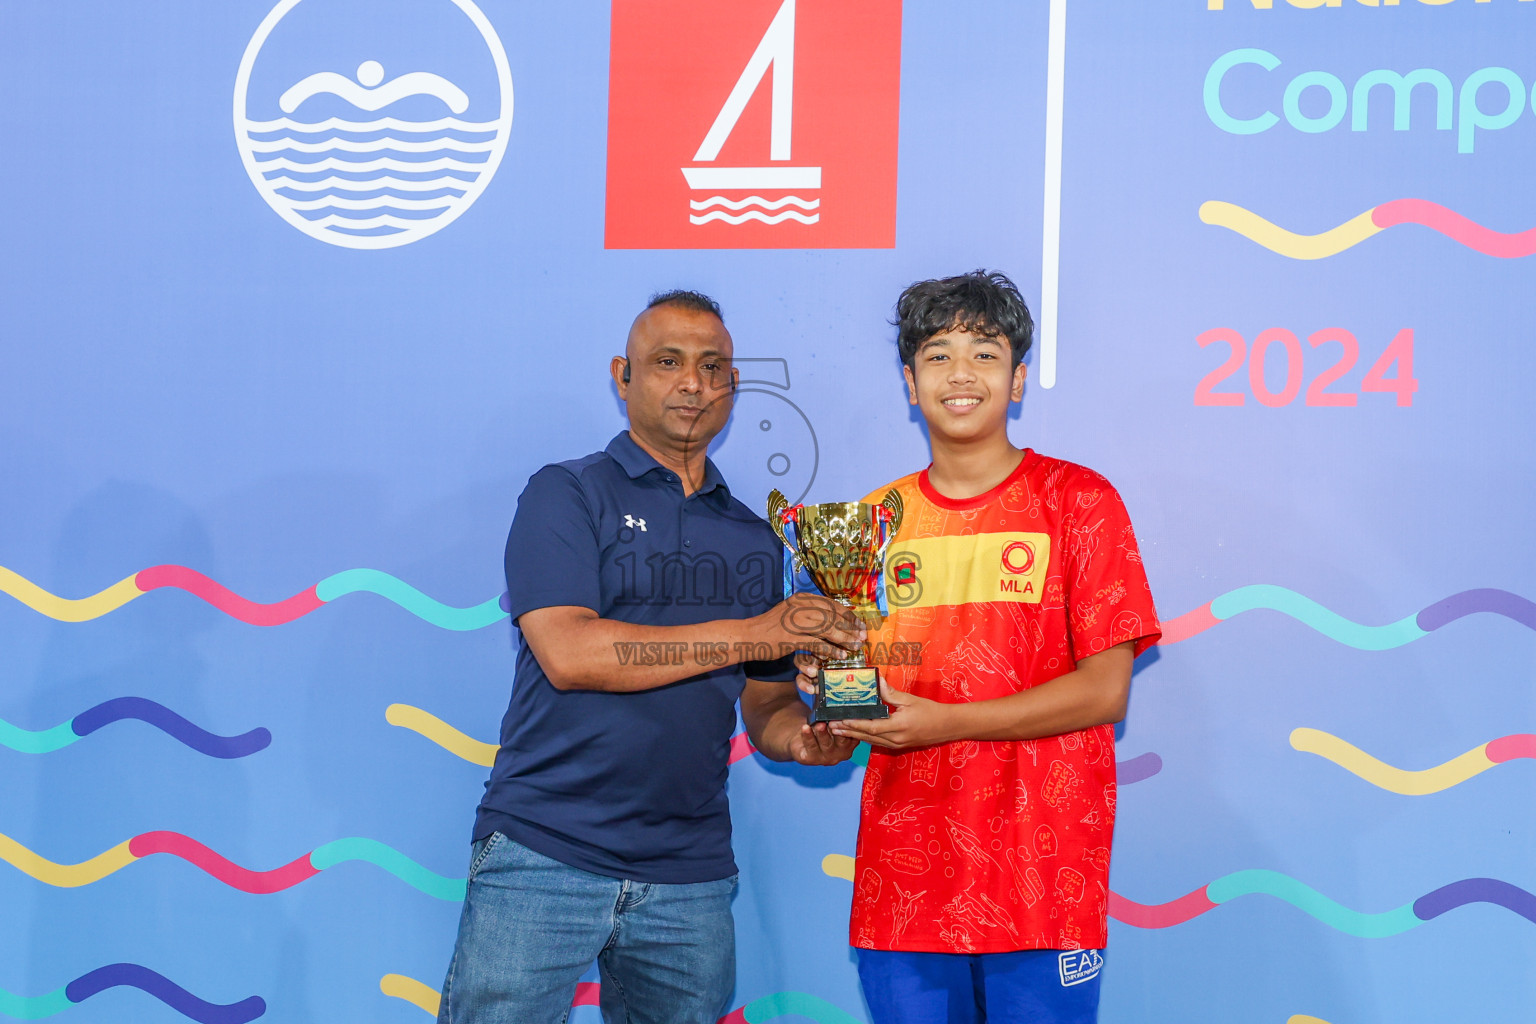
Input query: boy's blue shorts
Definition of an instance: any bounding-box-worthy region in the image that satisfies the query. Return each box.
[857,947,1104,1024]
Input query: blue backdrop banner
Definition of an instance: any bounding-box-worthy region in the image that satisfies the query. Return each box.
[1,2,1532,1023]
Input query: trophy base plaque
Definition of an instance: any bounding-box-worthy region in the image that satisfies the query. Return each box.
[809,666,890,725]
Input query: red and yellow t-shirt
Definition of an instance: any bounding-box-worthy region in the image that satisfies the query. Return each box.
[852,450,1160,953]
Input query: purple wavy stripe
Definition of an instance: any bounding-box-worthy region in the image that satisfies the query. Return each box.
[1416,589,1536,633]
[1118,752,1163,785]
[1412,878,1536,925]
[70,697,271,759]
[64,964,266,1024]
[499,591,511,613]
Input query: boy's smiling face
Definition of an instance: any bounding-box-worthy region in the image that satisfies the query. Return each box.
[904,327,1027,443]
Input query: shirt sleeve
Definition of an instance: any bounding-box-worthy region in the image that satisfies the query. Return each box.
[744,652,797,683]
[743,524,797,682]
[504,466,602,622]
[1062,475,1161,661]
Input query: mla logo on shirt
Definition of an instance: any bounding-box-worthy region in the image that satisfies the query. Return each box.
[1058,949,1103,987]
[604,0,902,249]
[1001,541,1036,576]
[234,0,513,249]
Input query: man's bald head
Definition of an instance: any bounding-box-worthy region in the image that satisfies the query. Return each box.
[624,290,726,371]
[612,290,736,459]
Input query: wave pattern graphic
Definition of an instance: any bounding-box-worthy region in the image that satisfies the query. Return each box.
[243,118,498,241]
[823,858,1536,935]
[689,209,819,226]
[0,564,504,630]
[386,704,497,765]
[1292,727,1535,794]
[0,698,269,758]
[381,975,857,1024]
[690,196,820,211]
[1111,872,1536,935]
[1157,586,1535,648]
[9,568,1530,651]
[0,964,264,1023]
[0,830,462,900]
[1201,199,1536,259]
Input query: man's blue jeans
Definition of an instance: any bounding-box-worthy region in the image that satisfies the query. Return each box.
[436,832,738,1024]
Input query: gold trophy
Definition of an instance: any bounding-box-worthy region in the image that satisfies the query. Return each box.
[767,488,903,723]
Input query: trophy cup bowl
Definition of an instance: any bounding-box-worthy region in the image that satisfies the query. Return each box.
[768,488,903,723]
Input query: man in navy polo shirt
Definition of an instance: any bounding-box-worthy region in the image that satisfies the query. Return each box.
[437,291,862,1024]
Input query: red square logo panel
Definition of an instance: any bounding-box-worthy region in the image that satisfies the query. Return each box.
[605,0,902,249]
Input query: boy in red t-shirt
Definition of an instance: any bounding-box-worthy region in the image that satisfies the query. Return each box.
[799,271,1160,1024]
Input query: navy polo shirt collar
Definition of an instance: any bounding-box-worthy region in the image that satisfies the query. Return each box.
[605,431,729,498]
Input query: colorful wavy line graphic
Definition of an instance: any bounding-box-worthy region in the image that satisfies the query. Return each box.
[0,830,463,900]
[1112,872,1536,936]
[823,859,1535,936]
[380,974,441,1016]
[385,704,496,766]
[0,565,505,630]
[1200,199,1536,259]
[0,964,264,1023]
[9,566,1531,654]
[380,975,857,1024]
[0,698,269,758]
[1158,586,1536,649]
[1292,727,1535,795]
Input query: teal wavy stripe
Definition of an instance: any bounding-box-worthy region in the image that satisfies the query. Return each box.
[1209,585,1427,650]
[309,838,467,901]
[314,571,507,631]
[1207,869,1423,937]
[744,991,863,1024]
[0,987,71,1019]
[0,720,78,754]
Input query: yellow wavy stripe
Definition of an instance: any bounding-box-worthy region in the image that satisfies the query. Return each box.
[1290,728,1495,795]
[385,704,497,766]
[822,853,854,881]
[1199,201,1382,260]
[0,567,142,622]
[0,833,136,886]
[380,974,440,1016]
[1287,1017,1332,1024]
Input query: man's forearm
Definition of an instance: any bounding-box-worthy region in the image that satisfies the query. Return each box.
[538,615,774,692]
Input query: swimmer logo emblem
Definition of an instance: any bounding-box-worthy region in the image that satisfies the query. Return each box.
[234,0,513,249]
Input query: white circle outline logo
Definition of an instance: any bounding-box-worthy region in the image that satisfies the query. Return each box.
[233,0,513,250]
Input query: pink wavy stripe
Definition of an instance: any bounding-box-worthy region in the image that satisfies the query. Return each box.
[1108,887,1216,928]
[728,732,756,765]
[128,831,319,893]
[134,566,324,626]
[1155,604,1219,645]
[573,982,600,1006]
[1372,199,1536,258]
[1487,734,1536,764]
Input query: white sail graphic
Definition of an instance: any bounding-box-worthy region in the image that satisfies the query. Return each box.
[682,0,819,225]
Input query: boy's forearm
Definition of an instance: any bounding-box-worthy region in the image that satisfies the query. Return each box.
[942,644,1134,742]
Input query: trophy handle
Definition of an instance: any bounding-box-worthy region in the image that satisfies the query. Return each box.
[766,488,792,551]
[879,489,904,536]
